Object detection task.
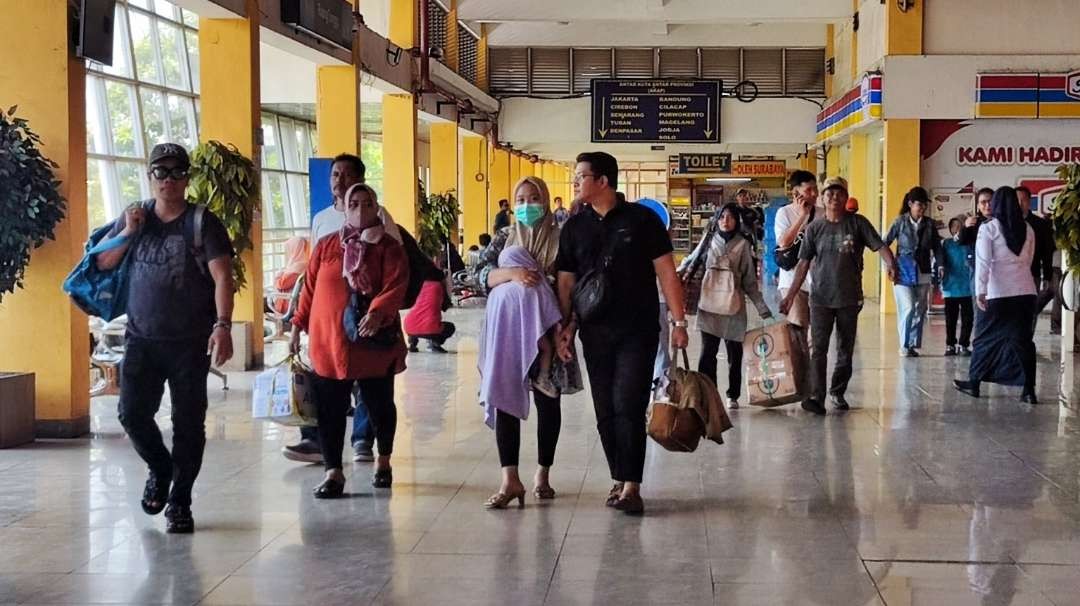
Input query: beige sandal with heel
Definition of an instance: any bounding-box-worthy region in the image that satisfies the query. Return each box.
[484,488,526,509]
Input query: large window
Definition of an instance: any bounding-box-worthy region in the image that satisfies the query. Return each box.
[260,112,318,288]
[85,0,200,231]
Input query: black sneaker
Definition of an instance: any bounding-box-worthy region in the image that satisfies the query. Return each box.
[906,348,920,358]
[801,399,827,416]
[428,344,448,354]
[282,440,323,464]
[830,395,850,411]
[944,345,957,356]
[164,504,194,534]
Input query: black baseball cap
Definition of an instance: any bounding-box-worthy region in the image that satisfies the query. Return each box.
[149,143,190,168]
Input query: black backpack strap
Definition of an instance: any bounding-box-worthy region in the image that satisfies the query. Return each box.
[185,204,209,276]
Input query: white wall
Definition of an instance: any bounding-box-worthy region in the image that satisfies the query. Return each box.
[924,0,1080,55]
[833,18,855,93]
[883,54,1080,119]
[260,43,317,104]
[856,0,884,76]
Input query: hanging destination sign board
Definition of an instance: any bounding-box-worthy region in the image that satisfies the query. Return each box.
[591,79,721,143]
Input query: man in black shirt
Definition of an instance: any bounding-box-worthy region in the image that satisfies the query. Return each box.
[493,198,511,231]
[1018,186,1056,328]
[555,152,688,515]
[735,188,765,251]
[95,143,236,534]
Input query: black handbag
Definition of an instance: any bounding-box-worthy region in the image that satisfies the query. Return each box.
[774,207,814,271]
[572,256,613,323]
[343,291,400,349]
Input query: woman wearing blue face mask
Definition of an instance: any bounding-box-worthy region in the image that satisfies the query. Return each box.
[474,176,583,509]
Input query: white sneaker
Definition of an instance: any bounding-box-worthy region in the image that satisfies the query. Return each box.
[726,398,739,410]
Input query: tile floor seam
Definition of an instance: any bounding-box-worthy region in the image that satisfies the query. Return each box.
[541,425,601,605]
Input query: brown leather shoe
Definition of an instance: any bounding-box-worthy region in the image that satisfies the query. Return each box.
[612,493,644,515]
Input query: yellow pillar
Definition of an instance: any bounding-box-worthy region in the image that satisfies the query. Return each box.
[489,146,510,222]
[509,154,522,190]
[825,24,835,99]
[558,164,572,204]
[316,66,361,156]
[540,162,557,207]
[885,0,924,55]
[383,0,420,234]
[826,145,842,180]
[430,122,459,241]
[462,136,487,246]
[881,119,920,314]
[0,0,89,436]
[849,133,880,302]
[199,1,263,366]
[799,153,818,176]
[850,0,859,82]
[430,123,459,197]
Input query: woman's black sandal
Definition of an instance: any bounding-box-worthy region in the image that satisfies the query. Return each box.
[141,473,171,515]
[313,477,346,499]
[372,468,393,488]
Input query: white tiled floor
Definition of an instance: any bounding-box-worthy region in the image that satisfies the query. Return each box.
[2,304,1080,605]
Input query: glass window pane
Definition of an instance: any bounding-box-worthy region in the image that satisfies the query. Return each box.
[87,160,108,231]
[286,174,310,227]
[116,161,149,204]
[141,88,166,146]
[184,30,200,94]
[128,0,150,9]
[294,123,312,168]
[85,77,110,154]
[104,81,140,157]
[182,9,199,28]
[129,11,161,84]
[263,173,289,228]
[279,118,302,172]
[154,0,179,20]
[157,21,188,90]
[167,94,195,148]
[261,117,283,169]
[361,140,383,194]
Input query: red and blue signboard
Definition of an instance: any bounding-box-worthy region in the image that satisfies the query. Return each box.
[975,72,1080,118]
[815,75,882,143]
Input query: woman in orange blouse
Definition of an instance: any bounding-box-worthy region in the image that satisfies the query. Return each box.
[290,184,409,498]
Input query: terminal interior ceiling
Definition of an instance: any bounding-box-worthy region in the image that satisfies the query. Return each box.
[3,1,1080,604]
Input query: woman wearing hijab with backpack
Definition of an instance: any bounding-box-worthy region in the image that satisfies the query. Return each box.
[953,186,1039,404]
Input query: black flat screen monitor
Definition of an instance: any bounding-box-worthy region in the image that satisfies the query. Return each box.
[78,0,116,66]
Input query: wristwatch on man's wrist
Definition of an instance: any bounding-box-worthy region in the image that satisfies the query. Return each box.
[213,318,232,331]
[670,319,688,328]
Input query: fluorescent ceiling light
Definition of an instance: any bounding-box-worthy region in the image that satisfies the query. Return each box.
[705,177,752,183]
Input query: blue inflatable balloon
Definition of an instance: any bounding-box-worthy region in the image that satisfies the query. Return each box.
[636,197,670,229]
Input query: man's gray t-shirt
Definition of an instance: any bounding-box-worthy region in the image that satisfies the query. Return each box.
[109,204,234,340]
[798,213,884,309]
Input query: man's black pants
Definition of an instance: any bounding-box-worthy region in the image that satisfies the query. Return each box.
[580,328,659,484]
[808,304,860,403]
[118,337,211,507]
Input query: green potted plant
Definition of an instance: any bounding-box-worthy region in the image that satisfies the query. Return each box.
[418,187,460,260]
[1051,163,1080,277]
[185,140,259,370]
[0,105,66,447]
[185,140,258,291]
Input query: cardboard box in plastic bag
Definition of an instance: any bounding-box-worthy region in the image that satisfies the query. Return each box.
[743,321,807,407]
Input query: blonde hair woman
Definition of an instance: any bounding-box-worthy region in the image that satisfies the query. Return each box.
[475,176,583,509]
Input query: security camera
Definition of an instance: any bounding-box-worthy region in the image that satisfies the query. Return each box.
[429,46,445,60]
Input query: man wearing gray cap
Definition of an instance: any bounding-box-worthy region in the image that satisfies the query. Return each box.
[95,142,236,533]
[780,177,897,416]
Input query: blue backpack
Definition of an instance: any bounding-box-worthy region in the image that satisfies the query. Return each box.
[63,201,207,320]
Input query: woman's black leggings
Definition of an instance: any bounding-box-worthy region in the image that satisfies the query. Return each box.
[311,373,397,471]
[944,296,973,347]
[494,391,561,468]
[698,331,744,400]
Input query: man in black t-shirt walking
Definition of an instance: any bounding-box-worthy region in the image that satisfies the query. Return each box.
[95,143,236,534]
[555,152,688,515]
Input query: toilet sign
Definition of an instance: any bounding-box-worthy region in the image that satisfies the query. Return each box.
[1067,71,1080,101]
[676,153,731,174]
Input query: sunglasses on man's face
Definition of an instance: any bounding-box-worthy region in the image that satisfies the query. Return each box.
[149,166,190,181]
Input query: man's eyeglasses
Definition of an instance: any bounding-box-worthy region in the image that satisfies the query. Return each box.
[572,173,596,183]
[149,166,190,181]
